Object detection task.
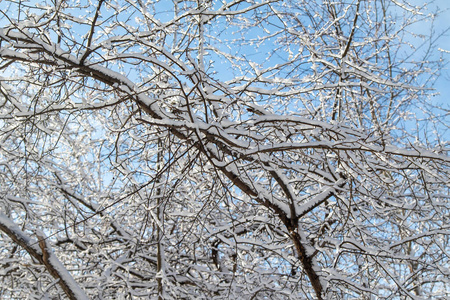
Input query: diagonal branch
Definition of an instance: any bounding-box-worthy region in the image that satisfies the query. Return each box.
[0,213,89,300]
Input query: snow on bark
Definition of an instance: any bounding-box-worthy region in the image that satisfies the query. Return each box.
[0,213,89,300]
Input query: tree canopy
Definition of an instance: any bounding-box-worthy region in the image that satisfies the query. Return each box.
[0,0,449,299]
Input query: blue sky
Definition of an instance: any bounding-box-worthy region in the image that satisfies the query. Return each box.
[414,0,449,102]
[432,0,450,107]
[410,0,450,141]
[0,0,448,141]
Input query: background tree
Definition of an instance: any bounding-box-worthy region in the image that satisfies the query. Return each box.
[0,0,448,299]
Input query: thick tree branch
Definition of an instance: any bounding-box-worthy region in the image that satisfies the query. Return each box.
[0,213,88,300]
